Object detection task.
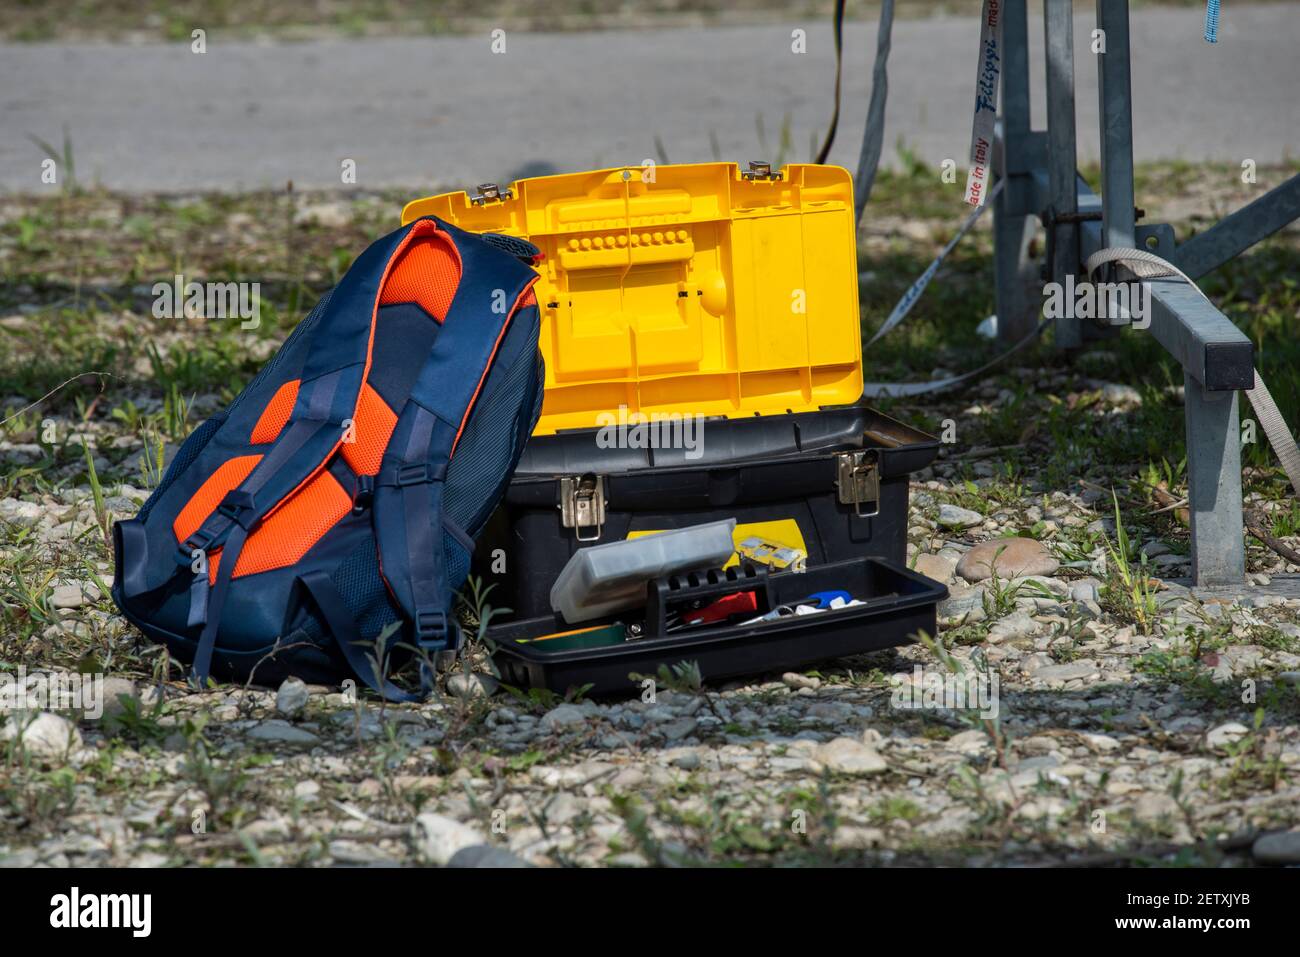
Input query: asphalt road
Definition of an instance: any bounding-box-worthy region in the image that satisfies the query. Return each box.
[2,4,1297,194]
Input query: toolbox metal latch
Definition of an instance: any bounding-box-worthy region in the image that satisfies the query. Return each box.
[470,183,514,205]
[740,160,782,181]
[836,450,880,518]
[559,474,606,542]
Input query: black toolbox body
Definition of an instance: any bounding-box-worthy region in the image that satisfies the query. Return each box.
[475,403,941,621]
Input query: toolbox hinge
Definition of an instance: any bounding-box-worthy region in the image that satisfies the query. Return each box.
[740,160,783,182]
[559,474,606,542]
[470,183,514,206]
[835,450,880,518]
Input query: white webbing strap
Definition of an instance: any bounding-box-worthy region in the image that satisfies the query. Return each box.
[1085,246,1300,495]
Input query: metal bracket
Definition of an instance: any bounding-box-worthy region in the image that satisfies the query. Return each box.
[740,161,782,181]
[835,450,880,518]
[470,183,514,205]
[992,0,1257,585]
[559,474,606,542]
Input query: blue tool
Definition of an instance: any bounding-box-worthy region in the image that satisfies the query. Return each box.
[796,590,853,609]
[748,590,853,623]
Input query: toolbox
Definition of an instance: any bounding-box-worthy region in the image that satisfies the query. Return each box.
[401,162,944,695]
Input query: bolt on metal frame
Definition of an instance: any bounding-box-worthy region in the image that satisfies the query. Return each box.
[992,0,1300,586]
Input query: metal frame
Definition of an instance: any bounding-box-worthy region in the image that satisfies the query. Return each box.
[992,0,1300,585]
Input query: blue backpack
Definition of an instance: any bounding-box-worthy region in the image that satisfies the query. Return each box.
[112,217,543,700]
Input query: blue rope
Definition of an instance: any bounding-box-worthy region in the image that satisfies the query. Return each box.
[1204,0,1220,43]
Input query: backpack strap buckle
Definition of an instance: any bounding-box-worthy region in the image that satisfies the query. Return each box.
[217,489,258,529]
[413,607,451,649]
[351,473,375,515]
[380,462,447,488]
[175,528,216,566]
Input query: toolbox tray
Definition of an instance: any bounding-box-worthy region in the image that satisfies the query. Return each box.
[488,556,946,697]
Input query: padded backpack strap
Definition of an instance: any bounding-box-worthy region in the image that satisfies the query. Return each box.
[373,218,539,656]
[182,218,438,688]
[186,384,349,685]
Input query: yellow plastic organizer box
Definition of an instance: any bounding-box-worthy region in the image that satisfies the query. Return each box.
[401,162,864,436]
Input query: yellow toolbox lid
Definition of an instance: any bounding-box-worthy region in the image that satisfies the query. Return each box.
[401,162,863,435]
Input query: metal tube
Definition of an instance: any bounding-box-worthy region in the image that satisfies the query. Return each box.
[1044,0,1080,348]
[994,0,1037,344]
[1176,172,1300,279]
[1097,0,1136,250]
[1184,374,1245,586]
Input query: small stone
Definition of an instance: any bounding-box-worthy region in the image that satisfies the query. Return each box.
[446,672,500,699]
[0,848,39,868]
[1016,797,1070,821]
[1132,792,1180,823]
[830,826,886,850]
[275,677,310,718]
[914,552,959,583]
[448,844,530,868]
[957,537,1059,582]
[938,504,983,529]
[98,677,139,720]
[1251,830,1300,864]
[659,717,698,741]
[246,720,320,747]
[1020,652,1054,675]
[1069,579,1101,603]
[540,702,598,731]
[328,840,398,866]
[814,737,887,776]
[1080,732,1121,752]
[293,780,321,803]
[987,610,1041,644]
[51,582,98,609]
[781,672,820,691]
[947,729,991,753]
[412,813,485,865]
[0,712,82,762]
[670,750,702,770]
[1205,722,1249,750]
[0,499,42,526]
[1032,660,1100,683]
[938,585,987,625]
[1102,382,1142,407]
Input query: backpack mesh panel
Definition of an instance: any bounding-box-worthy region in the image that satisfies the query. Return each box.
[330,537,401,640]
[444,530,471,596]
[442,315,542,535]
[230,287,334,413]
[480,233,541,263]
[378,234,460,321]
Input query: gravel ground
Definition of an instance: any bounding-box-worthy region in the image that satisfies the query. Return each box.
[3,385,1300,868]
[2,168,1299,867]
